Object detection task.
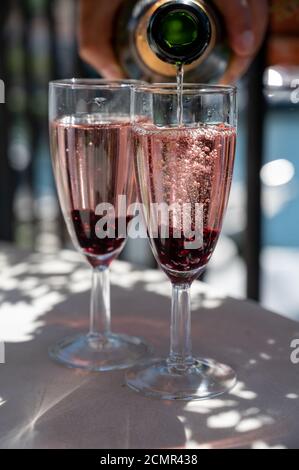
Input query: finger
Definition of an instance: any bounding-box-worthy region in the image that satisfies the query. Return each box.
[216,0,269,83]
[80,45,125,79]
[219,55,252,84]
[78,0,125,78]
[247,0,269,53]
[214,0,255,57]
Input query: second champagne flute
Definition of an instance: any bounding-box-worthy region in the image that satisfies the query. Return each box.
[127,83,237,399]
[49,79,150,371]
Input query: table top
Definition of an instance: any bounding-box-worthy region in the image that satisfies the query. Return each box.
[0,245,299,449]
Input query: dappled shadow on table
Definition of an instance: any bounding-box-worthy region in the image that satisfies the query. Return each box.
[0,246,299,449]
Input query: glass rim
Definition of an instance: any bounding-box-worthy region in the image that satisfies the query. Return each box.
[133,83,237,95]
[49,78,145,89]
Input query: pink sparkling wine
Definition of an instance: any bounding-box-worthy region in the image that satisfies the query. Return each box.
[134,122,236,284]
[50,115,135,267]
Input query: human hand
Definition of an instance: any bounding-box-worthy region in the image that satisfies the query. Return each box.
[78,0,269,83]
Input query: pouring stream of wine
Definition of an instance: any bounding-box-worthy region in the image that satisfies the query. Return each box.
[176,64,184,127]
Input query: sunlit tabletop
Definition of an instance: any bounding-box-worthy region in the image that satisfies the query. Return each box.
[0,244,299,449]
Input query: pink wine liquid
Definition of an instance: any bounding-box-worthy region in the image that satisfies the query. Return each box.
[134,123,236,284]
[51,115,134,267]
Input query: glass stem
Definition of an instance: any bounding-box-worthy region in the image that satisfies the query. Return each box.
[89,267,111,337]
[169,283,193,366]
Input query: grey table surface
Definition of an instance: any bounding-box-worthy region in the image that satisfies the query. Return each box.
[0,245,299,449]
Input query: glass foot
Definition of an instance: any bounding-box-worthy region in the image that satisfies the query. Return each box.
[49,332,151,371]
[126,358,237,401]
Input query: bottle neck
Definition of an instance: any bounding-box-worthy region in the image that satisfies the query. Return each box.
[147,0,212,65]
[135,0,217,77]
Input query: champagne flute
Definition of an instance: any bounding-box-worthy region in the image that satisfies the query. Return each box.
[127,83,237,399]
[49,79,150,371]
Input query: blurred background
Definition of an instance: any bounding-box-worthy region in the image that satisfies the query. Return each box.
[0,0,298,320]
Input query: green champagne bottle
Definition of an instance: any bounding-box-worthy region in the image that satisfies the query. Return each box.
[115,0,230,82]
